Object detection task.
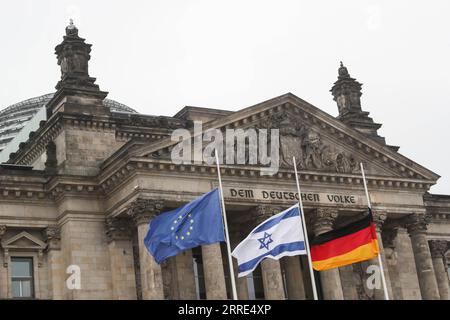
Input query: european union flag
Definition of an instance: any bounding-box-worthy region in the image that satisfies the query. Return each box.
[144,188,225,264]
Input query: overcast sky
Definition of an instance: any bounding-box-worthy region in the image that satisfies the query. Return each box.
[1,1,449,194]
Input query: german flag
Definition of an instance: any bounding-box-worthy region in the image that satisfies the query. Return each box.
[310,209,379,271]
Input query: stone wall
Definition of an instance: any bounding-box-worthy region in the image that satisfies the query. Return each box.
[60,219,113,299]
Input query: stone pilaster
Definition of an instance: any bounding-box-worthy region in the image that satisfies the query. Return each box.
[429,240,449,300]
[130,198,165,300]
[313,208,344,300]
[201,243,228,299]
[45,225,64,300]
[251,205,286,300]
[405,213,440,300]
[106,217,137,300]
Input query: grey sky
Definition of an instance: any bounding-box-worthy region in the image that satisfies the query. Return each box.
[1,0,449,193]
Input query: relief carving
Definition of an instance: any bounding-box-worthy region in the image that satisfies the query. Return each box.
[260,112,360,173]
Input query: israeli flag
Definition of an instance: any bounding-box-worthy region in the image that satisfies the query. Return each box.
[232,204,307,277]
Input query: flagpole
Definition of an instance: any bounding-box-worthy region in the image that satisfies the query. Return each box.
[215,150,238,300]
[293,157,319,300]
[360,162,390,301]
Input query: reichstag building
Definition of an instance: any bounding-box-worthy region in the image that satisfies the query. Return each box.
[0,22,448,300]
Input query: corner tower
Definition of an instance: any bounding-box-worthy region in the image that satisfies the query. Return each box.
[331,62,386,145]
[46,20,109,117]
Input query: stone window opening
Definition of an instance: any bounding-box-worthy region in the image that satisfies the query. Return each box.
[10,257,35,299]
[1,230,47,299]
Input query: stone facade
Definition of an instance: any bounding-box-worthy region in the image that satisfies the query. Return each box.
[0,23,449,300]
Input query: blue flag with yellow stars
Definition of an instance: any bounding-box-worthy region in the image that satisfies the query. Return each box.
[144,188,225,264]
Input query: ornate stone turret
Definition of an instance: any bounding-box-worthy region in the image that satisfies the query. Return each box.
[331,62,386,145]
[46,20,108,116]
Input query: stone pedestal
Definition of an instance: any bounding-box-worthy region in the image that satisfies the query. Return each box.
[130,199,165,300]
[282,256,306,299]
[202,243,227,299]
[406,214,440,300]
[429,240,450,300]
[314,208,344,300]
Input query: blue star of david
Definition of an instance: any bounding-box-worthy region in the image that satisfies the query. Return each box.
[258,232,273,250]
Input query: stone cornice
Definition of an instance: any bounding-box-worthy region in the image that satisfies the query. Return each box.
[98,158,434,197]
[0,160,435,204]
[9,112,181,167]
[12,113,64,166]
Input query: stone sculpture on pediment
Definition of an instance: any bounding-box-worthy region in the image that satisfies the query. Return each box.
[278,124,360,174]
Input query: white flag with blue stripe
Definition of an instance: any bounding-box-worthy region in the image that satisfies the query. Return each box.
[232,204,307,277]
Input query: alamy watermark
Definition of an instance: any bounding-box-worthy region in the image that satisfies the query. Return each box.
[171,121,280,175]
[66,265,81,290]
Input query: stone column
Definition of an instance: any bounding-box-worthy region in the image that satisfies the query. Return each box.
[201,243,228,299]
[106,218,137,300]
[313,208,344,300]
[382,227,403,300]
[251,205,286,300]
[339,265,359,300]
[130,198,165,300]
[391,227,422,299]
[44,226,65,300]
[364,211,393,300]
[173,250,197,299]
[405,213,440,300]
[282,256,306,299]
[230,228,249,300]
[429,240,449,300]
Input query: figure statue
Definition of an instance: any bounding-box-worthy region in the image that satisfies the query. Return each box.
[303,131,323,169]
[66,19,79,37]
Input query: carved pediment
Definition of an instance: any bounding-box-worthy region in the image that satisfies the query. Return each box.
[1,231,46,250]
[250,110,395,176]
[126,93,439,182]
